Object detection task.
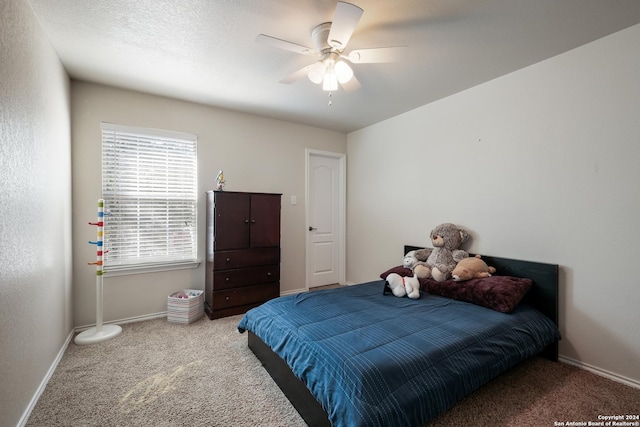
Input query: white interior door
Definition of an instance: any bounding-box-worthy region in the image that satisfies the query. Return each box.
[306,150,345,288]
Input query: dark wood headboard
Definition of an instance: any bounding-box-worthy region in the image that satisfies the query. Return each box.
[404,245,560,361]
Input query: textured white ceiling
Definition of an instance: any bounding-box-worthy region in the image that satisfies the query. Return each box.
[29,0,640,133]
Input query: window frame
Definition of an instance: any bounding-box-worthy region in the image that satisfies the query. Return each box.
[101,123,200,276]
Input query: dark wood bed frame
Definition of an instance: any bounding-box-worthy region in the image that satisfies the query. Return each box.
[247,245,560,427]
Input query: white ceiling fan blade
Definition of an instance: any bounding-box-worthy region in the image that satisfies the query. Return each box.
[340,75,361,92]
[327,2,363,50]
[279,64,315,84]
[255,34,315,55]
[347,46,408,63]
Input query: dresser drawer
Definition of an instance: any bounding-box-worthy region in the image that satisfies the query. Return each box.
[213,247,280,270]
[211,282,279,310]
[213,265,279,290]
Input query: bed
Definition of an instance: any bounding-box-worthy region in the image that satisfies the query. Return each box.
[237,246,560,427]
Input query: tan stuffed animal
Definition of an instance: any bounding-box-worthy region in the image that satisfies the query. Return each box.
[451,255,496,281]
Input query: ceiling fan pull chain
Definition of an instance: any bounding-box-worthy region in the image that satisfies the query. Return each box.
[328,91,333,106]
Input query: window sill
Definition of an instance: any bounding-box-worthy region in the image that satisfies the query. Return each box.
[104,260,201,277]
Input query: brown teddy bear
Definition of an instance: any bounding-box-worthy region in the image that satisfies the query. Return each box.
[451,255,496,281]
[415,223,470,282]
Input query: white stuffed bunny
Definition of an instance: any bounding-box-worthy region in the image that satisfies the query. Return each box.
[385,273,421,299]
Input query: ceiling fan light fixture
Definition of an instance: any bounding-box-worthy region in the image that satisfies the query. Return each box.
[323,71,338,91]
[308,62,326,84]
[334,60,353,84]
[310,52,353,90]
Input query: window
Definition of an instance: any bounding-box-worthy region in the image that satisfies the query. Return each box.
[101,123,198,274]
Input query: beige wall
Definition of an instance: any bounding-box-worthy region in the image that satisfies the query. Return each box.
[347,24,640,385]
[71,81,347,327]
[5,1,638,423]
[0,1,72,426]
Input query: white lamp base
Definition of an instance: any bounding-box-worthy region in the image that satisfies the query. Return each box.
[74,324,122,345]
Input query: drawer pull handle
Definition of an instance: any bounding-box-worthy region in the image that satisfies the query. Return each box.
[267,272,271,276]
[226,258,231,262]
[225,277,230,282]
[244,219,249,224]
[225,296,230,301]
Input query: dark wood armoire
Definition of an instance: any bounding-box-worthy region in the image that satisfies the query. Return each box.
[204,191,281,319]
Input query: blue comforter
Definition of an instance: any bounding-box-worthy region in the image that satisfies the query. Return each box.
[238,281,560,427]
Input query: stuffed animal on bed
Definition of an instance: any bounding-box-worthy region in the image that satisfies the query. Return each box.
[418,223,470,282]
[451,255,496,281]
[384,273,421,299]
[403,250,419,270]
[403,248,432,278]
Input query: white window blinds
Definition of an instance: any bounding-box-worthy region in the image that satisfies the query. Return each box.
[101,123,198,271]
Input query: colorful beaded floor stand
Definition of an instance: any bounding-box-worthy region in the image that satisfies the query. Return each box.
[74,199,122,345]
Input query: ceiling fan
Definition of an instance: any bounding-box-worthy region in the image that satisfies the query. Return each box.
[256,1,407,92]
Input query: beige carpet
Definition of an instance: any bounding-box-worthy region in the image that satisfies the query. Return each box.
[27,315,306,427]
[27,315,640,426]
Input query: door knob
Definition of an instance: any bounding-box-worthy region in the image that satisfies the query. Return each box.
[309,226,317,231]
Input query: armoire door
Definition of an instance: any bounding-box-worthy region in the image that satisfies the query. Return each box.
[213,192,250,250]
[249,194,281,248]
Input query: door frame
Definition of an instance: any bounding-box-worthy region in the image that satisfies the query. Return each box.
[305,149,346,289]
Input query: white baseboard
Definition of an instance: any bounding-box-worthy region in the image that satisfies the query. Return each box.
[559,355,640,389]
[280,288,305,296]
[74,311,168,332]
[281,282,358,297]
[18,329,74,427]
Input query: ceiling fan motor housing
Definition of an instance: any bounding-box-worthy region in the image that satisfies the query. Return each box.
[312,23,333,52]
